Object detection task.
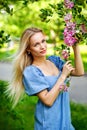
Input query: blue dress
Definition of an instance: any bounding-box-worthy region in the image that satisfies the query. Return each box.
[23,56,75,130]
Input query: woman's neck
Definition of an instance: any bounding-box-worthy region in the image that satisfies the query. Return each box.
[32,56,47,66]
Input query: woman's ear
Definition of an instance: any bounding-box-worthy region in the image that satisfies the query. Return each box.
[27,51,30,55]
[26,49,31,55]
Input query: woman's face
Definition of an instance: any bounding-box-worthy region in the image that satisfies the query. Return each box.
[29,32,47,58]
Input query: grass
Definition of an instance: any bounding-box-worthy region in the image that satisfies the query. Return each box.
[0,80,37,130]
[71,102,87,130]
[0,80,87,130]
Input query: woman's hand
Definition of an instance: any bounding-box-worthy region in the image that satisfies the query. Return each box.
[61,61,75,78]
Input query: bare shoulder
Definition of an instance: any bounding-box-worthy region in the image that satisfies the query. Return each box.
[47,60,54,67]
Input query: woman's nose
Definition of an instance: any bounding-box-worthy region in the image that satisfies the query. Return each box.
[40,43,44,49]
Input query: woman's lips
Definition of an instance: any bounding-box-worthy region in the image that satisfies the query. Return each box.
[40,50,46,54]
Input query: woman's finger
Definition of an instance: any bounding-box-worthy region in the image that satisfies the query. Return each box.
[65,60,72,65]
[67,64,73,68]
[69,67,75,72]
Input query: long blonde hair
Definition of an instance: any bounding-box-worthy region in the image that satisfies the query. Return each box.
[7,27,42,107]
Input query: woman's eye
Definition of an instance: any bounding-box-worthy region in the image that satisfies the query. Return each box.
[34,43,39,47]
[42,39,46,43]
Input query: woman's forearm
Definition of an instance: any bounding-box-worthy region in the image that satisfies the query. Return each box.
[37,61,74,107]
[37,74,66,107]
[71,44,84,76]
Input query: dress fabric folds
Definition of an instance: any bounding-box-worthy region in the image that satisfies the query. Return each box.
[23,56,75,130]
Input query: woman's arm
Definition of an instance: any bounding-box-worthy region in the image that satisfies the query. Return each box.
[71,44,84,76]
[37,44,84,106]
[37,61,74,107]
[37,74,65,107]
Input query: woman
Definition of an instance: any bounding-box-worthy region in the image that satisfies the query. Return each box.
[8,27,84,130]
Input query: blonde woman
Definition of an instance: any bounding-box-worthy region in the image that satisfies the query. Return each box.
[8,27,84,130]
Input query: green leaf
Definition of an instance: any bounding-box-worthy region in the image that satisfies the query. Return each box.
[23,0,28,5]
[10,8,13,15]
[49,4,56,9]
[78,7,82,13]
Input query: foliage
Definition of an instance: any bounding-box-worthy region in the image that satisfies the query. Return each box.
[0,0,40,48]
[0,0,87,48]
[0,80,87,130]
[39,0,87,76]
[0,0,63,49]
[0,0,39,15]
[39,0,87,45]
[0,30,11,48]
[55,44,70,60]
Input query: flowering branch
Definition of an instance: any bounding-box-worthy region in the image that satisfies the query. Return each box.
[63,0,78,46]
[63,0,87,46]
[64,13,77,46]
[40,0,87,92]
[58,0,87,60]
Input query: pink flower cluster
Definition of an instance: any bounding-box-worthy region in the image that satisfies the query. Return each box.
[64,0,74,9]
[61,49,69,60]
[63,2,77,46]
[64,13,72,22]
[59,84,68,92]
[64,20,77,46]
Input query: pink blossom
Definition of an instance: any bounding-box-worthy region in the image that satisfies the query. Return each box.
[62,49,69,60]
[63,21,77,46]
[64,30,74,37]
[64,27,76,36]
[64,28,68,36]
[80,24,87,33]
[66,2,74,9]
[64,0,70,4]
[67,31,75,36]
[64,36,77,46]
[64,1,74,9]
[64,27,68,33]
[69,30,76,36]
[66,22,76,29]
[64,14,72,22]
[59,83,68,91]
[64,85,68,91]
[63,0,77,46]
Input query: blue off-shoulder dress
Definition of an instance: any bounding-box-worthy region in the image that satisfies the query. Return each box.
[23,55,75,130]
